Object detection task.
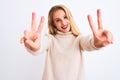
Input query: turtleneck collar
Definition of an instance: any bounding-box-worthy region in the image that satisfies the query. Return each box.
[55,30,74,38]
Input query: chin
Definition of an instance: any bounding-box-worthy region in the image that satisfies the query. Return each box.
[62,30,70,33]
[60,27,71,33]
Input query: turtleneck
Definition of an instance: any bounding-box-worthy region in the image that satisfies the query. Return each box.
[27,29,99,80]
[55,31,75,38]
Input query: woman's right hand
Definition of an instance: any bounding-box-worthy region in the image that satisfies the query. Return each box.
[20,12,45,51]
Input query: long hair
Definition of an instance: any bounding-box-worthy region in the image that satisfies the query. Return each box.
[48,4,80,36]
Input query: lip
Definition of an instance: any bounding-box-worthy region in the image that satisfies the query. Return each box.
[61,25,68,29]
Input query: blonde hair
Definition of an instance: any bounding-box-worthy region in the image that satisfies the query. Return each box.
[48,4,80,36]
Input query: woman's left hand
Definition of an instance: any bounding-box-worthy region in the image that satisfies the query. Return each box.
[87,9,114,48]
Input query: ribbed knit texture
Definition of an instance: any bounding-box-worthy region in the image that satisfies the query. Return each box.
[27,31,99,80]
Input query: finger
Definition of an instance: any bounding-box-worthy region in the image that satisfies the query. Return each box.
[37,16,45,33]
[97,9,103,29]
[87,15,97,36]
[25,38,40,51]
[24,40,31,49]
[25,40,34,47]
[24,30,30,39]
[31,12,36,31]
[20,37,24,43]
[104,31,114,43]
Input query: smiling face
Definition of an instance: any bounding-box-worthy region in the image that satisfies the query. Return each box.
[53,9,71,33]
[48,5,80,36]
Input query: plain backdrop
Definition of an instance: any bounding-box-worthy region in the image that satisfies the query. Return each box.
[0,0,120,80]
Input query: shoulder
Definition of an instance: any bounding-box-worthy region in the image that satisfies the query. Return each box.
[41,34,55,42]
[77,34,92,40]
[44,34,55,39]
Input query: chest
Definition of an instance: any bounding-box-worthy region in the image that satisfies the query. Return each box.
[51,36,80,54]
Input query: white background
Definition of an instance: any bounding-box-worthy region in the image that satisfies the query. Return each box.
[0,0,120,80]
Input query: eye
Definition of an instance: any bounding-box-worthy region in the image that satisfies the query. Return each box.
[64,16,68,19]
[54,19,61,22]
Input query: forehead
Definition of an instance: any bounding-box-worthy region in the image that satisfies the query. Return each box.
[53,9,66,18]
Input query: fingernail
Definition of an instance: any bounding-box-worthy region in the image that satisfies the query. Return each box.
[26,40,29,43]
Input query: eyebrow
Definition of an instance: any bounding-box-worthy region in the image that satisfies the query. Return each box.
[54,15,67,20]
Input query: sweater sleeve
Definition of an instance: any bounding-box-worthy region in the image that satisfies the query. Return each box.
[79,34,100,51]
[26,34,52,55]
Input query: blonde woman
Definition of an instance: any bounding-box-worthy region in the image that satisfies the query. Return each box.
[20,4,113,80]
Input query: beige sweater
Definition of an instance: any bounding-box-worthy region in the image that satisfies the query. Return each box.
[28,31,99,80]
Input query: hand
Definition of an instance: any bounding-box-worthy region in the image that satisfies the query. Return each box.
[20,12,45,51]
[87,9,114,48]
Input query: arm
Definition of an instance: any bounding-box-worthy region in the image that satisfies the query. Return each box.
[79,34,100,51]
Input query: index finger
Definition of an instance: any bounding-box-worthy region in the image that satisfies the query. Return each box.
[37,16,45,33]
[97,9,103,29]
[31,12,36,31]
[87,15,97,36]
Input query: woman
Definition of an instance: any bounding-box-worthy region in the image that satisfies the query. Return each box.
[20,4,113,80]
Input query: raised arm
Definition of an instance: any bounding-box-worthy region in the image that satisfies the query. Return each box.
[20,12,45,51]
[87,9,114,48]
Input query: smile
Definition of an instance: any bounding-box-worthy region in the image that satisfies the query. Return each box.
[61,25,68,29]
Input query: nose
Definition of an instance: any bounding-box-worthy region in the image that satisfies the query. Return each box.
[61,20,66,25]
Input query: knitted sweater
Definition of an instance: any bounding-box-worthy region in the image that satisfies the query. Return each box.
[28,31,99,80]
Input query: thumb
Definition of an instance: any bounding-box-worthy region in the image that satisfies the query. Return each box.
[25,39,40,51]
[25,40,34,47]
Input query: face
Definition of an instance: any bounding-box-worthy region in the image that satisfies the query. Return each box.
[53,9,71,33]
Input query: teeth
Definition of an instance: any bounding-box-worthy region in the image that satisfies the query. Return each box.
[62,25,67,29]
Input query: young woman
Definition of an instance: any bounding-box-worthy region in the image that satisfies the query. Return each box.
[20,4,113,80]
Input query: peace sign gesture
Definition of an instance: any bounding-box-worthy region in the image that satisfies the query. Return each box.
[20,12,45,51]
[87,9,114,48]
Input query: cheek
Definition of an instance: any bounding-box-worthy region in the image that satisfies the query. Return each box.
[54,23,61,29]
[67,21,71,26]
